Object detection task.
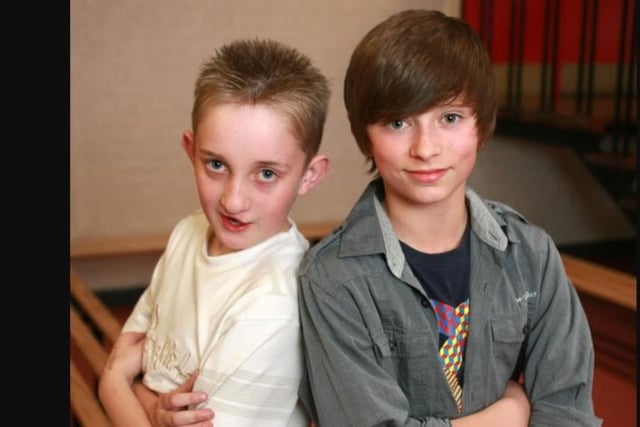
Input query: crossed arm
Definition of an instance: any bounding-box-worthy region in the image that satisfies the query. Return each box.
[450,381,530,427]
[98,332,215,427]
[100,332,528,427]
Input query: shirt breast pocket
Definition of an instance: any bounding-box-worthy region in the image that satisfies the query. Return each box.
[373,327,437,402]
[490,313,527,381]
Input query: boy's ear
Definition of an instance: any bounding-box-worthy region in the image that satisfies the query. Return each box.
[298,154,330,196]
[181,130,197,164]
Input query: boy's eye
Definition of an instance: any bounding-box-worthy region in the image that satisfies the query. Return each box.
[206,159,225,171]
[443,113,462,124]
[388,119,407,130]
[258,169,277,181]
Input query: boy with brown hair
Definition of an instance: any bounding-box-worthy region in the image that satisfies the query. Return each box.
[298,9,600,426]
[99,38,331,427]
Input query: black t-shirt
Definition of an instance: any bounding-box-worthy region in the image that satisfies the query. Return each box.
[400,220,471,306]
[400,220,471,387]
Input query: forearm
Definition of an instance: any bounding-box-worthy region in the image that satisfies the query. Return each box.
[98,370,152,427]
[132,379,159,421]
[451,382,530,427]
[451,403,526,427]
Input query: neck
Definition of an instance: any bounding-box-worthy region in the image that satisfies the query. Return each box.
[385,191,468,254]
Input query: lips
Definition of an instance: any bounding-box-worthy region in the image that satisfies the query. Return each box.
[220,214,250,232]
[407,168,447,184]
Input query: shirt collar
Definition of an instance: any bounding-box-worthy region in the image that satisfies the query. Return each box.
[339,178,510,276]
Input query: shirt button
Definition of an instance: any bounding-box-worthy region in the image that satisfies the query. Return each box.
[522,325,529,334]
[421,298,429,307]
[389,339,397,352]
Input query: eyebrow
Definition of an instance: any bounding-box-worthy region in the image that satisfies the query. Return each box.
[255,160,292,171]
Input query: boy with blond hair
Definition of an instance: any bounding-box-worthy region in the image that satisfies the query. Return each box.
[99,38,331,427]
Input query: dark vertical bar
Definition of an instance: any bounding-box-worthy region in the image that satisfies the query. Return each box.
[612,0,630,153]
[507,0,518,109]
[550,0,561,112]
[477,0,497,108]
[485,0,494,58]
[481,0,488,41]
[622,0,636,154]
[477,0,485,44]
[576,0,590,113]
[541,0,552,110]
[586,0,599,116]
[515,0,526,110]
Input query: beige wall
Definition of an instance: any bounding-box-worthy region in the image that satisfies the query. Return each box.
[71,0,461,241]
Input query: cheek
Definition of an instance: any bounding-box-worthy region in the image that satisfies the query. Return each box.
[370,140,398,164]
[260,186,297,216]
[454,143,478,175]
[454,127,479,160]
[459,144,477,160]
[194,174,221,204]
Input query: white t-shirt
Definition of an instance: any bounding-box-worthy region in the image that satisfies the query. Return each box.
[123,210,310,427]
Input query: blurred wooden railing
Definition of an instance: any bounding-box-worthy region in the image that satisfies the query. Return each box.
[70,268,121,427]
[70,221,635,311]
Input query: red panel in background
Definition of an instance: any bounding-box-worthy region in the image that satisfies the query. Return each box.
[462,0,631,64]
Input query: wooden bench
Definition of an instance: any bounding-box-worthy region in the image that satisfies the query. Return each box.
[70,267,122,427]
[561,253,636,311]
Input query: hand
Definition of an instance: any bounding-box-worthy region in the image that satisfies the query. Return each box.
[103,331,146,384]
[149,370,215,427]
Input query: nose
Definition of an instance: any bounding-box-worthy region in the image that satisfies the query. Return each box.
[409,126,442,160]
[220,177,250,214]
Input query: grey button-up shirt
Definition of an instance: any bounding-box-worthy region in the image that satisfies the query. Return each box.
[298,179,601,426]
